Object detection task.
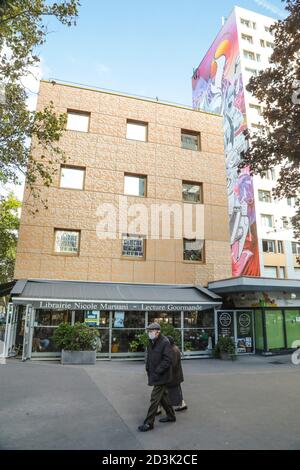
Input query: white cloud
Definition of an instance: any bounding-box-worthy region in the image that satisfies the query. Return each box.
[253,0,286,19]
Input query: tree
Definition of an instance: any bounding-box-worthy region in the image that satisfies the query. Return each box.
[0,0,80,201]
[241,0,300,241]
[0,193,21,284]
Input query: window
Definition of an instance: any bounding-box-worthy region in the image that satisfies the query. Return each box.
[282,216,290,229]
[277,241,284,254]
[250,104,262,115]
[252,22,257,30]
[182,182,203,203]
[278,267,286,279]
[183,239,204,262]
[261,214,273,228]
[242,34,253,43]
[244,50,255,61]
[67,110,90,132]
[124,174,147,197]
[54,230,80,254]
[292,242,300,256]
[126,120,148,142]
[262,240,276,253]
[245,67,258,76]
[260,39,266,48]
[266,41,274,48]
[264,266,277,278]
[262,168,276,180]
[181,130,200,151]
[287,196,297,207]
[122,234,145,258]
[265,26,272,33]
[60,166,85,190]
[258,190,272,203]
[240,18,251,27]
[256,54,261,62]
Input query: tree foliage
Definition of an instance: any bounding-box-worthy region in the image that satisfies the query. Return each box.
[0,0,80,198]
[241,0,300,240]
[0,193,20,283]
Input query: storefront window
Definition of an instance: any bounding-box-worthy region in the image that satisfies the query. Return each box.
[148,312,181,328]
[184,310,214,328]
[95,329,109,354]
[111,329,145,353]
[184,329,215,352]
[285,310,300,349]
[32,327,60,353]
[112,311,145,329]
[35,310,72,326]
[75,310,110,327]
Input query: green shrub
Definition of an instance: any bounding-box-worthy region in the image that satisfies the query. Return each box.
[53,322,99,351]
[214,336,236,360]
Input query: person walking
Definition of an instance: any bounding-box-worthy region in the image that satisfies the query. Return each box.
[165,336,188,412]
[138,323,176,432]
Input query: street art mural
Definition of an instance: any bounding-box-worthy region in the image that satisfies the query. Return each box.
[192,12,260,277]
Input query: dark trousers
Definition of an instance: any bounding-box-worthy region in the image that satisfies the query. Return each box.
[144,384,176,426]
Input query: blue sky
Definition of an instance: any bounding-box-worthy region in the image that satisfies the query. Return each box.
[39,0,286,106]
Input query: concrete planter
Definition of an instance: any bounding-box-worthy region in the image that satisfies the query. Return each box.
[220,352,236,361]
[61,350,96,365]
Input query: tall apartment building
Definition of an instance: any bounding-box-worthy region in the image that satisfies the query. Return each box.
[192,5,300,280]
[15,80,231,286]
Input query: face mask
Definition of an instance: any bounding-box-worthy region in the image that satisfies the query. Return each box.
[148,331,157,340]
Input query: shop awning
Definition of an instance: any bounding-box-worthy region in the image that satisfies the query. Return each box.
[11,279,222,311]
[208,276,300,294]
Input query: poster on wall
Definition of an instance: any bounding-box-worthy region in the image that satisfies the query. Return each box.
[84,311,100,327]
[192,10,260,277]
[114,312,125,328]
[236,312,253,353]
[217,311,234,339]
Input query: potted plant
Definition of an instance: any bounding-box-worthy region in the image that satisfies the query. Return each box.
[53,322,99,365]
[214,336,237,361]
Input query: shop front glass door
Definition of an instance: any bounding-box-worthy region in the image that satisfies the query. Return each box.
[236,311,254,353]
[285,310,300,349]
[265,309,285,350]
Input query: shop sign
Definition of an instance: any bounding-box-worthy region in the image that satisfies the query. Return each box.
[16,300,208,311]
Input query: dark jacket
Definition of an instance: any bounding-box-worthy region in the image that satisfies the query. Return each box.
[168,345,184,387]
[145,334,173,386]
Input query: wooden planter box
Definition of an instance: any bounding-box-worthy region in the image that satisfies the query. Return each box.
[61,350,96,365]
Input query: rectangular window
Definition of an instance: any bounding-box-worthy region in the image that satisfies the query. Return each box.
[282,216,290,229]
[244,50,255,60]
[262,240,276,253]
[240,18,251,27]
[183,239,204,262]
[256,54,261,62]
[242,34,253,43]
[60,166,85,190]
[265,26,271,33]
[182,182,203,203]
[67,110,90,132]
[124,174,147,197]
[292,242,300,255]
[122,234,145,258]
[261,214,273,228]
[277,241,284,254]
[258,190,272,203]
[287,196,297,207]
[252,22,256,30]
[245,67,258,76]
[266,41,274,48]
[249,104,262,115]
[126,120,148,142]
[181,130,200,151]
[264,266,277,278]
[54,230,80,255]
[278,267,286,279]
[260,39,266,47]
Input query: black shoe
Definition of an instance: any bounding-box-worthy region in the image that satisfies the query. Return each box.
[175,405,188,412]
[159,416,176,423]
[138,423,154,432]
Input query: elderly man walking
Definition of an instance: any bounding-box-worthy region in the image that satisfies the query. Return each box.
[138,323,176,432]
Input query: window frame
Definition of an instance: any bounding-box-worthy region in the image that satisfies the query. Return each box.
[183,238,205,264]
[53,229,81,256]
[181,129,201,152]
[66,109,90,133]
[261,214,274,229]
[182,181,203,204]
[121,234,146,260]
[126,119,148,142]
[258,190,272,203]
[262,239,276,254]
[124,173,147,198]
[59,165,86,191]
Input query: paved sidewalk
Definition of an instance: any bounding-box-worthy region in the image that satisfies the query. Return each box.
[0,355,299,450]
